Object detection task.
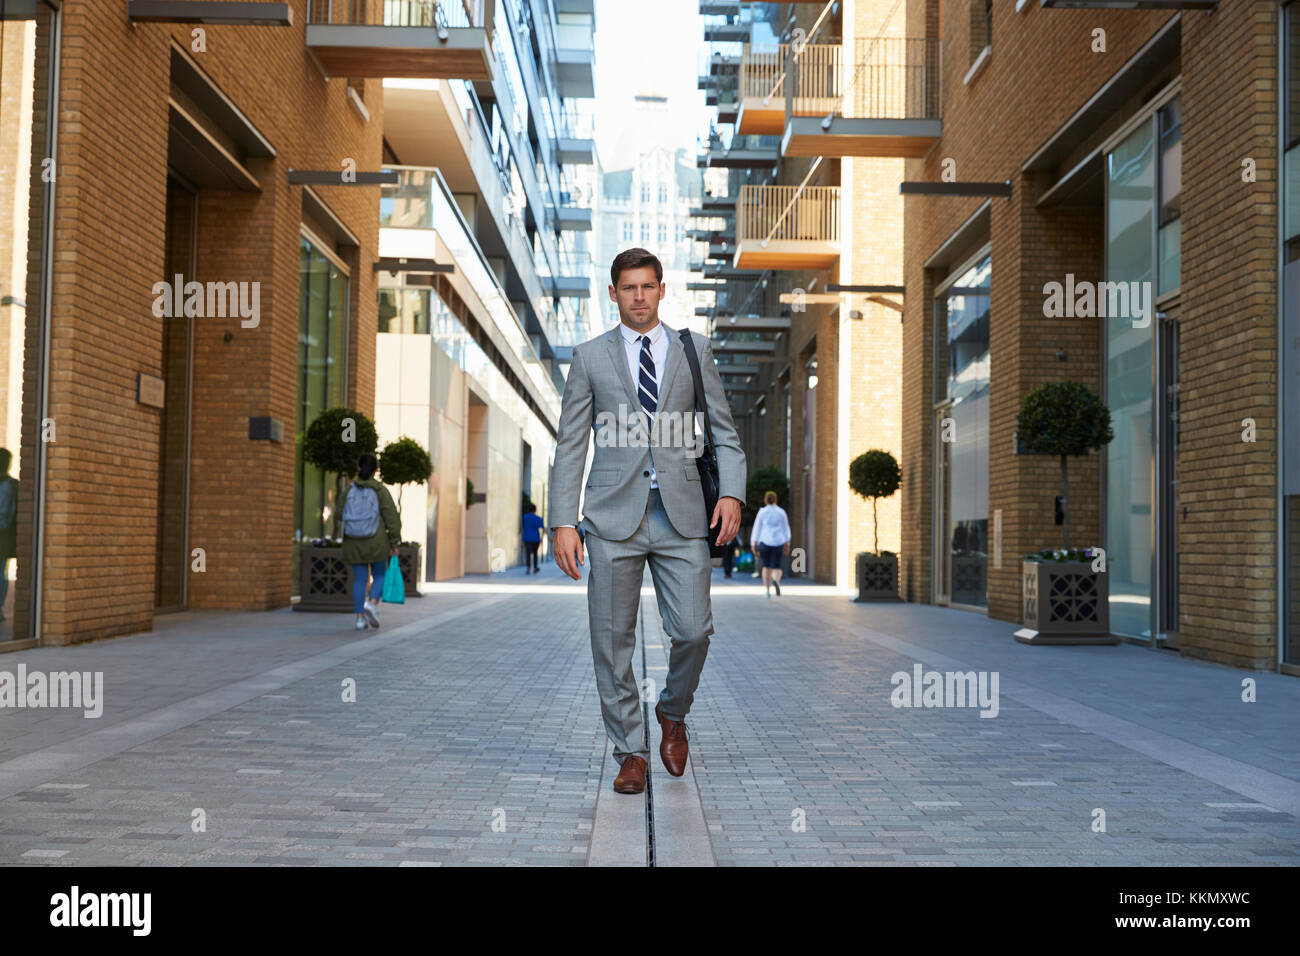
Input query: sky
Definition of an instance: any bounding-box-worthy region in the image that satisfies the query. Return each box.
[592,0,712,171]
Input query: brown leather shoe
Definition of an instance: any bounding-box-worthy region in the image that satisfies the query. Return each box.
[612,755,647,794]
[654,702,689,777]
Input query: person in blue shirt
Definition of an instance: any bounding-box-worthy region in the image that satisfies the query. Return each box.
[522,503,545,574]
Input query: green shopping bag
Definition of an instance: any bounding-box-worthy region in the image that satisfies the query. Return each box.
[381,555,405,604]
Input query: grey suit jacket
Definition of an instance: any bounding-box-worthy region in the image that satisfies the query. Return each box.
[548,322,747,542]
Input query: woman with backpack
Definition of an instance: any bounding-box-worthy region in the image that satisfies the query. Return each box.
[339,453,402,630]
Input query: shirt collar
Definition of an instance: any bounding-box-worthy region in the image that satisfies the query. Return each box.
[619,320,664,347]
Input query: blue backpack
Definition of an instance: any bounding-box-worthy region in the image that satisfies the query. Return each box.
[342,484,381,538]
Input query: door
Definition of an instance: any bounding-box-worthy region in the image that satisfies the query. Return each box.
[933,402,952,604]
[801,357,817,576]
[155,176,196,609]
[1156,311,1179,647]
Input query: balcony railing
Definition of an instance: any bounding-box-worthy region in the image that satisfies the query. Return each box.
[793,37,938,121]
[305,0,493,79]
[782,37,941,157]
[308,0,484,29]
[735,184,840,270]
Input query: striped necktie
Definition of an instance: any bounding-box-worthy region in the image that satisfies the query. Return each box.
[637,334,658,420]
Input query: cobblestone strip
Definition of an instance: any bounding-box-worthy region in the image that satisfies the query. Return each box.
[644,593,716,867]
[586,596,648,866]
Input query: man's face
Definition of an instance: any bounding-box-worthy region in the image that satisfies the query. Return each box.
[609,265,665,331]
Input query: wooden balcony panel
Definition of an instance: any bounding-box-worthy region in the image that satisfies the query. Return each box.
[782,117,941,158]
[734,184,840,271]
[306,25,493,80]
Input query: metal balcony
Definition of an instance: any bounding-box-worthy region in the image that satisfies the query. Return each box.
[556,138,595,166]
[781,37,941,158]
[703,20,750,43]
[551,204,593,231]
[697,135,779,170]
[735,184,840,271]
[305,0,493,80]
[555,17,596,98]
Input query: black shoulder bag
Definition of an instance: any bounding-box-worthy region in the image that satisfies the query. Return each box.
[679,329,732,558]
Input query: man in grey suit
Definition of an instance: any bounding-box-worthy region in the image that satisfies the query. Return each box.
[548,248,746,795]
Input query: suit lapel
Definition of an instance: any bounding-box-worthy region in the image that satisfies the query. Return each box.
[605,326,641,412]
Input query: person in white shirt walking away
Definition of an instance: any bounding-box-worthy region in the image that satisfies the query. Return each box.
[750,491,791,598]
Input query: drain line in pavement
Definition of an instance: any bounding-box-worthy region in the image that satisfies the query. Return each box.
[639,595,656,867]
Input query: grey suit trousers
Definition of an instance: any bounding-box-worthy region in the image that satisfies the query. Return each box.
[586,488,713,766]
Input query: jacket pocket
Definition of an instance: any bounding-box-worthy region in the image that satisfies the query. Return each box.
[587,468,620,487]
[683,464,701,482]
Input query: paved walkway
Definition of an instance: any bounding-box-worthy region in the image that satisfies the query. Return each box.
[1,567,1297,866]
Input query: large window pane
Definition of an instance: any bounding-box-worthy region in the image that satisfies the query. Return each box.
[295,236,349,543]
[0,2,57,641]
[1106,119,1156,638]
[1157,98,1181,294]
[937,254,990,608]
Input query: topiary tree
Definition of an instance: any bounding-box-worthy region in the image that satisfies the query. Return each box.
[378,436,433,511]
[744,466,790,529]
[301,407,378,538]
[849,450,902,555]
[1016,381,1114,550]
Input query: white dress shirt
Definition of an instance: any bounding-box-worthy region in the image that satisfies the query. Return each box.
[553,320,669,530]
[750,504,791,548]
[620,320,668,489]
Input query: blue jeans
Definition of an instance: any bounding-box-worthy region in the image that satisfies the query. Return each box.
[352,562,387,613]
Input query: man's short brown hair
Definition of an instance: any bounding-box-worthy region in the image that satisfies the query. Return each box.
[764,491,778,505]
[610,248,664,287]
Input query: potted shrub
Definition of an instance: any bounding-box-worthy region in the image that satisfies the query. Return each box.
[295,408,378,612]
[379,436,433,597]
[849,449,902,601]
[1016,382,1117,643]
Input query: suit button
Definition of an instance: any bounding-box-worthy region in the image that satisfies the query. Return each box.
[643,470,650,477]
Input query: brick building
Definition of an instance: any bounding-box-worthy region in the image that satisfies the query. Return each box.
[1,0,592,648]
[898,0,1291,673]
[693,0,907,588]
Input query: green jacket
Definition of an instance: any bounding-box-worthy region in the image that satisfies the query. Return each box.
[338,478,402,566]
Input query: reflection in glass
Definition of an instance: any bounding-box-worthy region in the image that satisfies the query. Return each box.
[1106,119,1156,638]
[295,237,349,541]
[936,255,990,608]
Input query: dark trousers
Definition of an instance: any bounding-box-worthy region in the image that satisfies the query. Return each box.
[721,544,734,577]
[525,540,540,571]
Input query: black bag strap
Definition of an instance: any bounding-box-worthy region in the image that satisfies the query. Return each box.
[678,329,717,454]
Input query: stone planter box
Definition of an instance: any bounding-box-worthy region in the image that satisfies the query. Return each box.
[295,545,352,612]
[396,544,423,598]
[1017,559,1118,644]
[854,552,899,602]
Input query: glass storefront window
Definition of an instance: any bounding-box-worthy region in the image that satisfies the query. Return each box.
[1105,118,1156,639]
[0,1,58,642]
[1283,3,1300,666]
[935,254,990,608]
[1157,97,1182,295]
[295,235,349,542]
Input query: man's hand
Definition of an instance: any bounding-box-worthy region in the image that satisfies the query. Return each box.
[553,527,585,580]
[710,496,741,547]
